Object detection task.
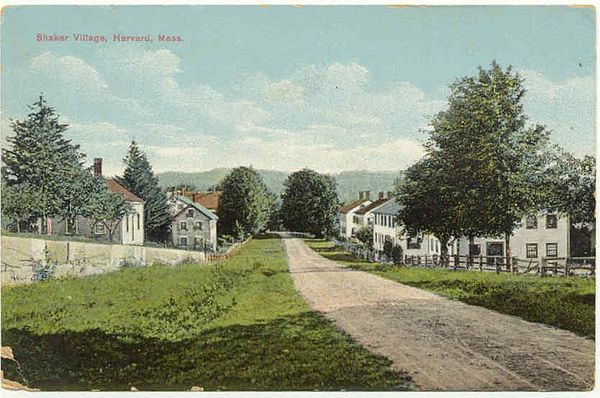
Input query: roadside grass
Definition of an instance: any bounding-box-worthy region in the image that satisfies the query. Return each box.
[305,239,595,339]
[1,237,413,391]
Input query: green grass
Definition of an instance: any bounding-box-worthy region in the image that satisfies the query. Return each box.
[305,239,595,339]
[1,237,413,391]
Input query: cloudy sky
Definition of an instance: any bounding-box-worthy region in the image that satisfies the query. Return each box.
[1,6,595,176]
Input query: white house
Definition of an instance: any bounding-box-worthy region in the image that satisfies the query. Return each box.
[338,191,373,238]
[372,197,446,259]
[457,211,570,261]
[352,191,394,233]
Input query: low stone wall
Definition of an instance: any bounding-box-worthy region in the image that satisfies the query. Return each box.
[1,235,206,286]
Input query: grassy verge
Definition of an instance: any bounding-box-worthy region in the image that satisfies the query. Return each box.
[305,239,595,339]
[1,237,413,391]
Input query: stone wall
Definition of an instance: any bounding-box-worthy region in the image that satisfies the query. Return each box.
[1,235,206,286]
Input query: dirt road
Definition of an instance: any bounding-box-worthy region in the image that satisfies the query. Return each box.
[283,237,594,391]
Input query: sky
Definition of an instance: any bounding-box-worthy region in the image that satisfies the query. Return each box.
[1,5,596,176]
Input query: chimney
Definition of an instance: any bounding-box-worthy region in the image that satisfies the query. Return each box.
[93,158,102,177]
[379,191,385,200]
[387,191,394,199]
[365,191,371,200]
[359,191,364,200]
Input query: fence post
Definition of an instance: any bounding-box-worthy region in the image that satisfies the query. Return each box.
[495,257,499,274]
[540,257,547,276]
[454,254,459,270]
[479,255,483,271]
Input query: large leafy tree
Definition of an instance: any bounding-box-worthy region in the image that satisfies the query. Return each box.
[2,96,84,231]
[218,166,274,237]
[86,188,133,243]
[424,62,551,269]
[397,157,459,262]
[118,141,171,242]
[280,169,340,238]
[1,183,41,232]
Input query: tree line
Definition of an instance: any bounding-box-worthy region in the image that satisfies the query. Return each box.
[1,96,171,242]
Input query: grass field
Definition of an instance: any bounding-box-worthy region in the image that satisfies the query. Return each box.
[1,236,413,391]
[305,239,595,339]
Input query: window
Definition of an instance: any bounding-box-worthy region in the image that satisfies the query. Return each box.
[179,221,188,231]
[469,244,481,256]
[546,214,558,229]
[526,243,538,258]
[353,215,360,224]
[95,223,105,234]
[546,243,558,258]
[187,209,195,218]
[525,214,538,229]
[195,221,203,230]
[137,214,140,230]
[487,242,504,257]
[194,236,204,247]
[407,236,421,250]
[180,237,188,246]
[65,219,77,235]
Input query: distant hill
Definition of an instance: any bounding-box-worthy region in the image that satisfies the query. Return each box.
[157,168,403,203]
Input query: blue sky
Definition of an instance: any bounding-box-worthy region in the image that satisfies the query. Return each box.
[1,5,595,175]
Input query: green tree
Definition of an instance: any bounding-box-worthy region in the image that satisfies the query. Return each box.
[1,182,41,232]
[424,62,551,269]
[86,188,132,243]
[397,157,458,263]
[2,96,84,232]
[118,141,171,242]
[218,166,274,236]
[355,226,374,250]
[280,169,340,238]
[544,151,595,226]
[55,168,104,234]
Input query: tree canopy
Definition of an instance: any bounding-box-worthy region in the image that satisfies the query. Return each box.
[280,168,340,238]
[218,166,274,237]
[118,141,171,242]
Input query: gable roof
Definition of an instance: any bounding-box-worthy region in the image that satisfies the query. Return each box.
[106,179,143,203]
[174,195,218,221]
[192,191,222,211]
[354,198,390,215]
[338,198,371,214]
[372,197,401,215]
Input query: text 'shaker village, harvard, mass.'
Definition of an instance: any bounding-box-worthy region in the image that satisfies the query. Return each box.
[36,33,183,43]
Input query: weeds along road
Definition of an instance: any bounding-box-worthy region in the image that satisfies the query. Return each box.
[282,237,594,391]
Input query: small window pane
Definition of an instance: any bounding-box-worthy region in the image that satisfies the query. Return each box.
[526,243,538,258]
[546,214,558,229]
[525,215,538,229]
[546,243,558,257]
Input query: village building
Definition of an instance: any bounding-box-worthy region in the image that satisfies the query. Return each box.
[352,191,394,231]
[371,197,444,260]
[167,195,218,251]
[50,158,145,245]
[337,191,373,238]
[457,211,570,261]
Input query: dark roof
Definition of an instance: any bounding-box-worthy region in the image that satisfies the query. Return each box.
[354,198,390,215]
[174,195,218,221]
[192,191,222,211]
[105,179,143,203]
[338,198,371,214]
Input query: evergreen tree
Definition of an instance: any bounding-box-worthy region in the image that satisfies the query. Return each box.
[2,96,84,232]
[118,141,171,242]
[280,169,340,238]
[218,166,274,237]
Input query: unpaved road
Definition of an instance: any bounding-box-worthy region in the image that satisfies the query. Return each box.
[283,237,595,391]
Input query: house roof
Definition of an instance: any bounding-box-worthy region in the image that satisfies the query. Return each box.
[372,197,401,215]
[174,195,218,221]
[338,198,371,214]
[106,179,143,203]
[192,191,222,211]
[354,198,390,215]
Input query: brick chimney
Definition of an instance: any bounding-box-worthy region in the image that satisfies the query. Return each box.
[359,191,364,200]
[365,191,371,200]
[94,158,102,177]
[379,191,385,200]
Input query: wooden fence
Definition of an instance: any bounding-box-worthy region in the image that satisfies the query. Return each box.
[401,254,595,278]
[206,236,252,262]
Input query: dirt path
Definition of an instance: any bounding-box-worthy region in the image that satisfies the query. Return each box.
[283,237,595,391]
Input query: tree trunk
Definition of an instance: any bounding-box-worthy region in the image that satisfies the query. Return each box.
[505,232,512,272]
[440,238,449,267]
